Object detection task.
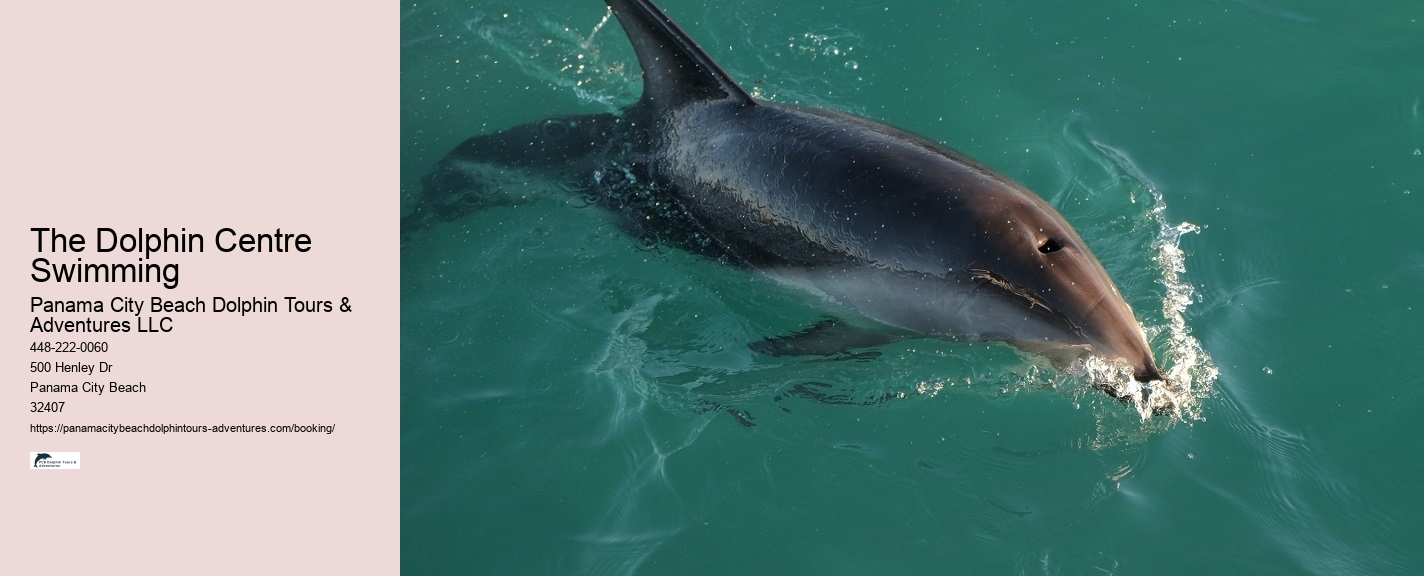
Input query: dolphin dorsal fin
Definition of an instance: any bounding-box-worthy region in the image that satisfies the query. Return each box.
[605,0,755,109]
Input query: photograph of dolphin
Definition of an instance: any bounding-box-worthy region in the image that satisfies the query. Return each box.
[403,0,1166,401]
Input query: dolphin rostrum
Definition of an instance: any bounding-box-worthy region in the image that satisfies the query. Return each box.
[404,0,1166,396]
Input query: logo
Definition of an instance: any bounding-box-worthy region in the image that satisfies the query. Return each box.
[30,452,80,469]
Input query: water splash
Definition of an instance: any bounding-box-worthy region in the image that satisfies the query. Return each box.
[1146,194,1219,420]
[1065,203,1218,433]
[749,26,868,107]
[464,7,638,108]
[1059,190,1218,427]
[1029,123,1220,426]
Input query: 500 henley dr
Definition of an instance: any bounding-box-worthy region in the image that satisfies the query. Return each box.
[29,227,313,290]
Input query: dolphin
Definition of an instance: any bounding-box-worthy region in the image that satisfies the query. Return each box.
[34,453,51,467]
[404,0,1165,394]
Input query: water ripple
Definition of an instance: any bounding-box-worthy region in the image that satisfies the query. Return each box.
[1207,383,1414,575]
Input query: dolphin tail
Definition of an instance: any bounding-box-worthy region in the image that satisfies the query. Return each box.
[603,0,754,109]
[403,113,620,234]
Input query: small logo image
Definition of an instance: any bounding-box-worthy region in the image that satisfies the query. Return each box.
[30,452,80,470]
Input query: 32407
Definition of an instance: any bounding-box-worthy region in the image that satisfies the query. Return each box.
[31,402,65,413]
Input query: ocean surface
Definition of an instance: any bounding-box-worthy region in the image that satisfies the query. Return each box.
[400,1,1424,573]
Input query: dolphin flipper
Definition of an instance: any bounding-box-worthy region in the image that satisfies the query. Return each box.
[749,318,903,359]
[774,381,901,408]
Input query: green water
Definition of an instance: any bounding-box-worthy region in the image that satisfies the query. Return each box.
[400,1,1424,573]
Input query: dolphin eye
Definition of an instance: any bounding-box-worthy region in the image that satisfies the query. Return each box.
[1038,238,1063,254]
[457,190,484,207]
[540,119,570,138]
